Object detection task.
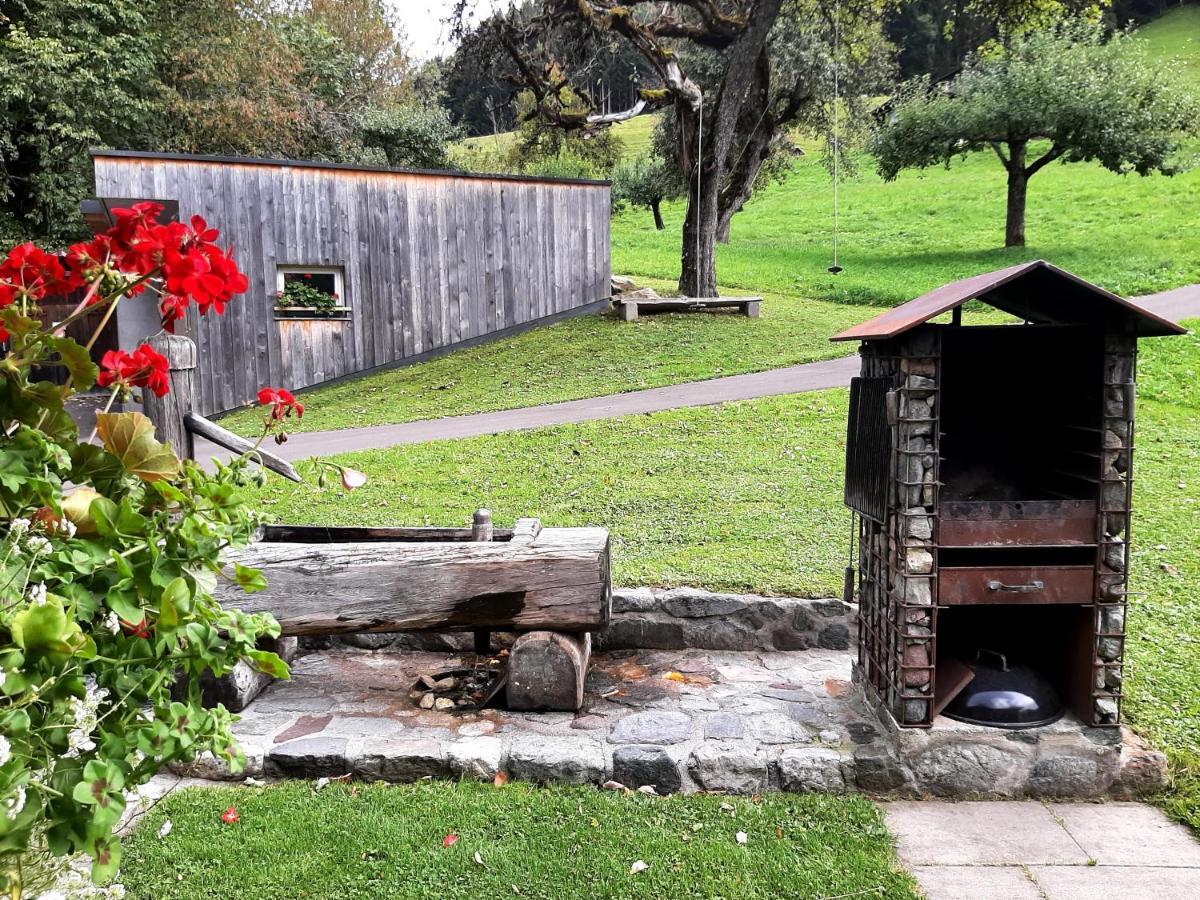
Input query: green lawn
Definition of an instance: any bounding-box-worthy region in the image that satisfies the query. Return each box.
[118,782,917,900]
[1137,6,1200,82]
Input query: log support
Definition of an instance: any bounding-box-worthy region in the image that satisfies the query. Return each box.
[507,631,591,712]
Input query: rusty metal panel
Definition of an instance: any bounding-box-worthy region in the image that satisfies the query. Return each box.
[830,260,1185,342]
[939,500,1097,547]
[938,566,1095,605]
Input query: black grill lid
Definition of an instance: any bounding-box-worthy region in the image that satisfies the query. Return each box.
[943,649,1064,730]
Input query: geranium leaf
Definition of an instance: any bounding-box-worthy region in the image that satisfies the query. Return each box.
[11,599,69,653]
[95,412,180,483]
[234,563,268,594]
[246,649,290,680]
[0,307,39,340]
[49,336,99,390]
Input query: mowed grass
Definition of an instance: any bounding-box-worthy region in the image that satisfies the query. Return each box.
[1137,6,1200,82]
[250,387,850,595]
[118,782,917,900]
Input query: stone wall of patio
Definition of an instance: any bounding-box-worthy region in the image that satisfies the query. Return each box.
[179,588,1165,799]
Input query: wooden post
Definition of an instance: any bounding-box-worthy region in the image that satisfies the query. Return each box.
[621,301,639,322]
[472,509,494,656]
[507,632,591,711]
[142,333,197,459]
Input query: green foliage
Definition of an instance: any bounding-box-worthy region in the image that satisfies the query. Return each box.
[611,156,682,226]
[506,91,623,179]
[0,0,163,243]
[358,104,460,170]
[1,279,288,890]
[274,280,342,315]
[877,23,1198,180]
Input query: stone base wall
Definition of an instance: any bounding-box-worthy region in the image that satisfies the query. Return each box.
[297,588,854,655]
[853,663,1167,799]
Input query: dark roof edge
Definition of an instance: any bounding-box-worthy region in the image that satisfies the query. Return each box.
[89,148,612,188]
[831,260,1187,342]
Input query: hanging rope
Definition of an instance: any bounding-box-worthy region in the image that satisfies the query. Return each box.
[696,103,702,284]
[828,0,844,275]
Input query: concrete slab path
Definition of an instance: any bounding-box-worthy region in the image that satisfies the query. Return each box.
[190,285,1198,462]
[884,800,1200,899]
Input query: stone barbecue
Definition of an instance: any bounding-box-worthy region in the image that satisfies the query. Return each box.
[833,261,1186,729]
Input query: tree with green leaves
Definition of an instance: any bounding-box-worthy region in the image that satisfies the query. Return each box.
[456,0,891,297]
[612,155,683,230]
[872,22,1199,247]
[0,0,163,244]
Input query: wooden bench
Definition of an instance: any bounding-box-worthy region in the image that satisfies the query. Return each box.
[617,296,762,321]
[213,512,611,712]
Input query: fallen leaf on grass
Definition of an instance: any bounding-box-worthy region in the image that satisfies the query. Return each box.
[157,820,172,840]
[243,777,265,787]
[442,833,459,848]
[221,806,239,824]
[1161,562,1179,576]
[736,831,748,845]
[313,777,330,792]
[603,780,627,791]
[636,785,659,796]
[493,771,509,787]
[473,851,486,867]
[630,860,648,875]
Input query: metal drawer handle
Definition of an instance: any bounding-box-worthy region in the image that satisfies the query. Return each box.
[987,579,1044,593]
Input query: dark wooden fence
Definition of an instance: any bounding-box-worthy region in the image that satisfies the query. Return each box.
[92,150,612,416]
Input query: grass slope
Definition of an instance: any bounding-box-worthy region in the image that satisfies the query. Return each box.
[1137,6,1200,82]
[614,139,1200,308]
[118,782,917,900]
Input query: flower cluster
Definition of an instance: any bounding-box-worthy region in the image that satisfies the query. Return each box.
[63,202,249,332]
[96,344,171,398]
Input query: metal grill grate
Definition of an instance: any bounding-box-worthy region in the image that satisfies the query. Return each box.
[844,376,891,523]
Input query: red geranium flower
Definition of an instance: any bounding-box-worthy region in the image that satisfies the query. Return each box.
[221,806,240,824]
[0,242,74,306]
[97,343,171,398]
[121,618,152,639]
[257,386,303,421]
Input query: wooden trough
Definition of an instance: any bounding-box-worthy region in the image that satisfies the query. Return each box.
[215,513,611,711]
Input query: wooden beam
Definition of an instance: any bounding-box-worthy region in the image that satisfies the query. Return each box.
[184,412,303,482]
[217,526,611,635]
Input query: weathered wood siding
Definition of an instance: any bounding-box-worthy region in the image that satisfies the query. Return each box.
[92,152,612,415]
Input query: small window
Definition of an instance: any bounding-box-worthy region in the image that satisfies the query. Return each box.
[274,266,348,319]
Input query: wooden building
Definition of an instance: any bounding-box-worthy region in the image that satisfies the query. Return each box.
[91,150,612,416]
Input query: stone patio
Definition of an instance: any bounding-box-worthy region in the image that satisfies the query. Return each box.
[886,800,1200,898]
[177,639,1164,798]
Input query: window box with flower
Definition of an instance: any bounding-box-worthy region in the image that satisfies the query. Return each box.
[273,269,349,320]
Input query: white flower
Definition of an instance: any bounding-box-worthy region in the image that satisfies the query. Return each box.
[4,785,25,820]
[59,519,77,538]
[25,535,51,555]
[157,819,172,839]
[7,518,31,541]
[0,735,10,766]
[27,582,47,606]
[102,611,120,635]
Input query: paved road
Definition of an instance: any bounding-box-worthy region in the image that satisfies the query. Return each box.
[1138,283,1200,323]
[186,284,1196,462]
[196,354,862,462]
